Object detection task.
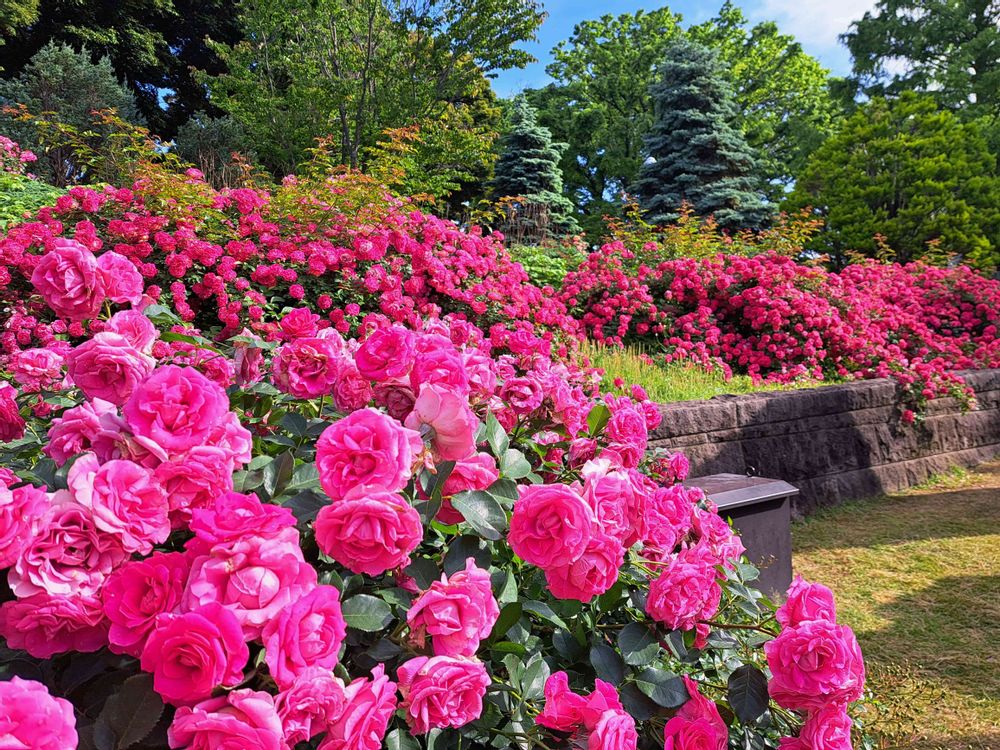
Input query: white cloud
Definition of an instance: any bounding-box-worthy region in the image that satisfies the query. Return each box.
[752,0,878,51]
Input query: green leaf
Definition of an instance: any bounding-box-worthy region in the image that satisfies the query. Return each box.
[590,642,625,685]
[617,622,660,666]
[587,403,611,434]
[443,535,491,575]
[280,412,309,436]
[285,463,321,493]
[491,602,523,640]
[281,489,326,523]
[635,667,689,708]
[485,412,509,457]
[450,490,507,541]
[404,557,439,590]
[727,664,770,724]
[523,600,568,630]
[263,450,294,497]
[341,594,393,632]
[500,448,532,479]
[489,641,527,656]
[619,682,659,721]
[385,728,421,750]
[92,672,164,749]
[521,655,550,700]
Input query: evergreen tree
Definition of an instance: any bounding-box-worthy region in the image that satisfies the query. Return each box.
[491,95,579,238]
[631,37,771,230]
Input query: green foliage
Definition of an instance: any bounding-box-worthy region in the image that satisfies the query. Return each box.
[173,111,253,188]
[508,243,584,288]
[0,171,62,227]
[491,95,579,238]
[0,42,142,185]
[785,93,1000,270]
[0,0,38,39]
[632,37,771,231]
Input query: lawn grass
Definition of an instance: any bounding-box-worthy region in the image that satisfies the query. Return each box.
[579,340,824,403]
[792,462,1000,749]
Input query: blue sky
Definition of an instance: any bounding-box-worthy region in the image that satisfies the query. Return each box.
[492,0,878,96]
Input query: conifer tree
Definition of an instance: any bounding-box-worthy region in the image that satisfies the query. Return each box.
[632,37,771,230]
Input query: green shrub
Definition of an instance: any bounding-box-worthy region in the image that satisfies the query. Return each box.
[0,172,62,228]
[509,243,583,288]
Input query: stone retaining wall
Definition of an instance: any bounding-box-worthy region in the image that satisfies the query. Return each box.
[651,369,1000,514]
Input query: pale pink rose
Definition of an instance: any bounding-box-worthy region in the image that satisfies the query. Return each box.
[272,337,341,399]
[89,409,169,469]
[262,585,347,689]
[407,558,500,657]
[107,309,157,352]
[319,664,397,750]
[397,655,490,734]
[0,592,108,658]
[315,408,422,501]
[765,620,866,710]
[501,375,545,414]
[123,365,230,453]
[645,547,722,636]
[279,307,321,339]
[10,495,128,597]
[88,459,169,554]
[0,677,78,750]
[67,332,154,405]
[31,238,106,319]
[544,531,624,603]
[799,705,854,750]
[168,689,285,750]
[314,493,423,576]
[140,602,249,706]
[355,325,416,381]
[183,535,317,640]
[508,484,595,569]
[154,445,236,527]
[0,381,26,441]
[777,575,838,627]
[405,384,477,461]
[11,347,64,388]
[97,250,144,304]
[102,551,191,657]
[0,482,49,569]
[663,676,727,750]
[190,491,295,547]
[275,666,346,746]
[590,710,639,750]
[232,329,265,386]
[535,671,587,732]
[45,398,118,464]
[373,381,416,421]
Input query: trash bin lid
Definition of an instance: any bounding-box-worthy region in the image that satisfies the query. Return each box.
[684,473,799,510]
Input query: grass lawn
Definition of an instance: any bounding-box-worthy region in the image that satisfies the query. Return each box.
[792,463,1000,749]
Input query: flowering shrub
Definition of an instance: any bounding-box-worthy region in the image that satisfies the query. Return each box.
[561,245,1000,412]
[0,225,870,748]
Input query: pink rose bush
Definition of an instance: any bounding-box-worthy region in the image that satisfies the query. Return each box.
[0,170,869,749]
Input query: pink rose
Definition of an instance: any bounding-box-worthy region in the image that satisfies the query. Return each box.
[232,329,265,386]
[190,491,295,547]
[140,602,249,706]
[407,557,500,656]
[508,484,595,569]
[410,346,469,394]
[373,381,416,421]
[11,347,64,388]
[263,584,347,689]
[208,411,252,466]
[67,332,154,405]
[641,485,695,560]
[645,547,722,636]
[590,710,639,750]
[441,452,499,497]
[0,592,108,658]
[272,337,341,399]
[314,492,423,576]
[580,680,625,729]
[333,357,374,411]
[97,250,144,304]
[275,666,346,746]
[183,534,317,639]
[123,365,230,453]
[462,349,498,397]
[279,307,321,339]
[765,619,866,710]
[315,408,422,500]
[319,664,397,750]
[88,459,170,554]
[45,398,117,464]
[581,459,646,546]
[397,655,491,734]
[0,676,78,750]
[692,506,746,567]
[405,384,477,461]
[10,495,128,597]
[606,405,648,449]
[155,445,236,527]
[799,705,853,750]
[107,309,158,352]
[102,551,191,657]
[0,481,49,569]
[168,689,285,750]
[501,375,545,414]
[355,325,416,381]
[0,381,26,442]
[777,575,838,627]
[536,671,586,731]
[663,676,727,750]
[31,238,106,319]
[544,532,624,603]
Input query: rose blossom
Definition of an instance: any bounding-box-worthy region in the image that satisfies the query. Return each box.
[168,689,285,750]
[123,365,230,453]
[663,676,728,750]
[0,381,26,441]
[544,531,624,603]
[183,534,317,639]
[501,375,545,414]
[107,308,158,352]
[45,398,117,464]
[0,676,78,750]
[590,710,639,750]
[314,492,423,576]
[154,445,236,527]
[397,655,491,734]
[190,490,295,547]
[798,704,854,750]
[407,557,500,656]
[410,346,470,394]
[140,602,249,705]
[275,666,346,746]
[373,381,416,421]
[11,347,64,388]
[263,584,347,689]
[355,325,416,380]
[97,250,144,304]
[777,575,838,627]
[765,619,866,710]
[641,484,695,559]
[581,458,646,546]
[272,337,342,399]
[279,306,321,339]
[0,481,49,569]
[88,458,170,554]
[645,546,722,642]
[315,408,422,500]
[30,238,106,319]
[508,484,595,568]
[319,664,397,750]
[67,332,155,405]
[405,383,477,461]
[536,671,587,731]
[333,357,374,410]
[232,328,265,386]
[0,592,109,658]
[579,680,625,729]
